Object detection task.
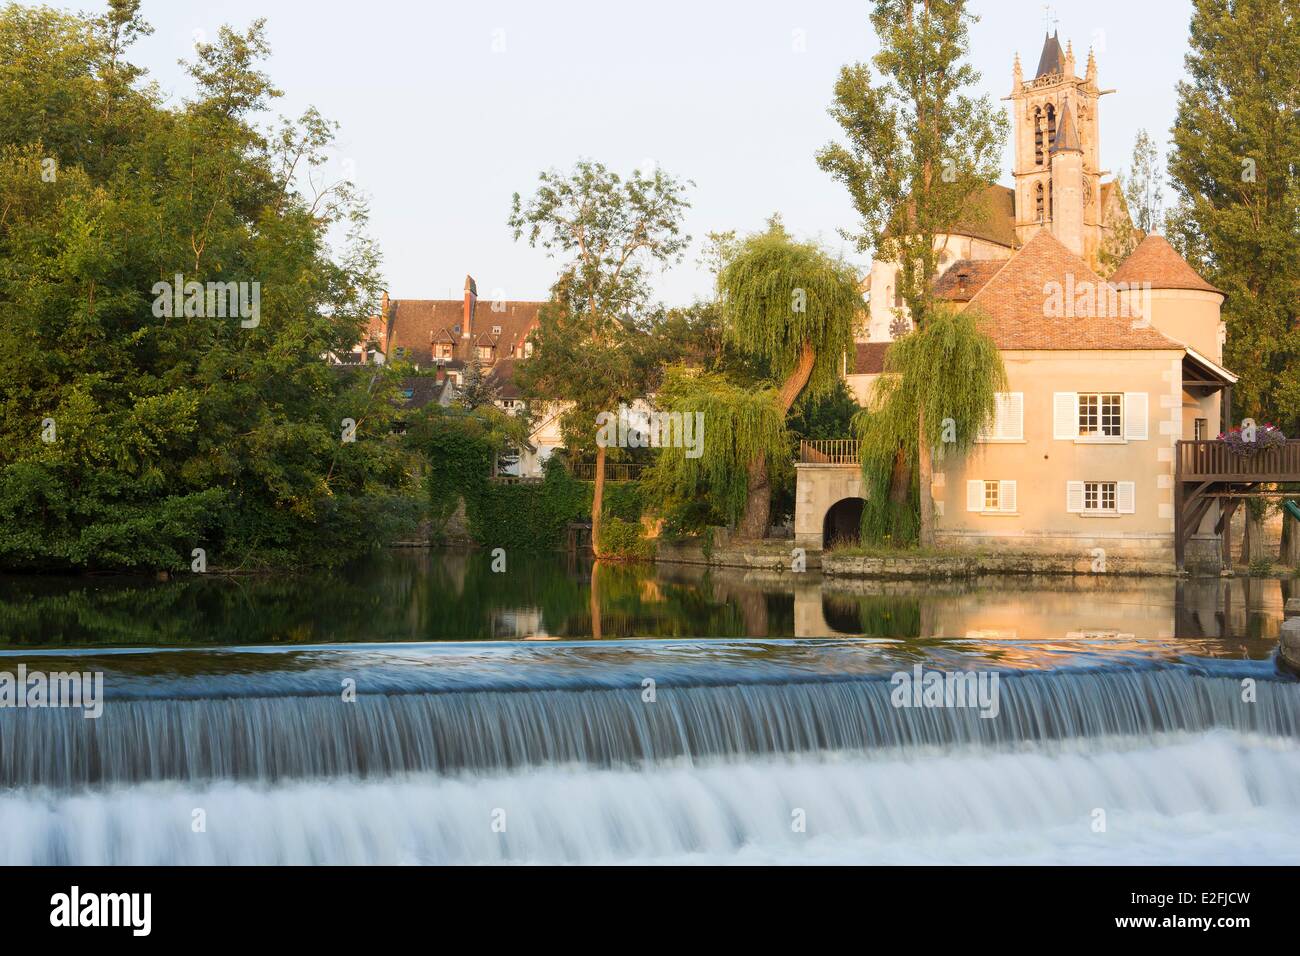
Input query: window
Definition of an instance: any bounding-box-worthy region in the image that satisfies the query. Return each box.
[967,479,1017,514]
[1067,480,1135,515]
[1034,107,1044,166]
[477,345,494,362]
[1194,418,1208,440]
[984,481,1001,511]
[1078,393,1122,438]
[1035,183,1044,221]
[1083,481,1117,513]
[1046,104,1057,150]
[893,283,903,308]
[978,392,1024,442]
[492,325,502,335]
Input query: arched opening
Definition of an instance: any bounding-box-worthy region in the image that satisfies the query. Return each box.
[1046,104,1057,150]
[1033,106,1044,165]
[823,497,865,550]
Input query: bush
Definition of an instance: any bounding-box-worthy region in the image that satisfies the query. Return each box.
[598,517,655,561]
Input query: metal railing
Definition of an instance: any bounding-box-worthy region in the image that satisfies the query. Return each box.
[799,439,861,465]
[568,461,645,482]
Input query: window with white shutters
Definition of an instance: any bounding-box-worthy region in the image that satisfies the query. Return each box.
[967,479,1017,514]
[978,393,1024,442]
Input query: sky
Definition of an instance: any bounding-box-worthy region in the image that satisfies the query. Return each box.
[55,0,1195,306]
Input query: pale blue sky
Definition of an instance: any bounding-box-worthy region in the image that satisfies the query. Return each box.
[63,0,1193,305]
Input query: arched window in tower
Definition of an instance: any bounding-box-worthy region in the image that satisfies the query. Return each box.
[893,283,903,308]
[1033,107,1044,166]
[1048,178,1054,221]
[1046,105,1057,151]
[1035,182,1044,222]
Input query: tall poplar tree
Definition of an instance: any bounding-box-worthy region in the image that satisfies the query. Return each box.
[816,0,1007,547]
[1166,0,1300,565]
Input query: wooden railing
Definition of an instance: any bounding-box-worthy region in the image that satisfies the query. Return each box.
[568,461,645,482]
[799,439,861,465]
[1177,439,1300,482]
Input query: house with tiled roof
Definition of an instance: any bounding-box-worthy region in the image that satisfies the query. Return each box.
[806,31,1248,567]
[861,31,1131,344]
[341,276,565,475]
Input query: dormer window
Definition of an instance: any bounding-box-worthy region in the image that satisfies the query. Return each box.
[435,342,453,360]
[477,344,495,362]
[492,325,502,335]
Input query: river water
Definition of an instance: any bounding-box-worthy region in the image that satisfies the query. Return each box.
[1,551,1296,864]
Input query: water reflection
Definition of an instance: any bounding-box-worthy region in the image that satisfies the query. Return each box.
[0,549,1293,650]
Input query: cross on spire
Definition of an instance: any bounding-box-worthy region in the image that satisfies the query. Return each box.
[1042,5,1059,33]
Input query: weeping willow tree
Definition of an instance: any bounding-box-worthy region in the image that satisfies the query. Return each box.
[717,229,860,538]
[646,368,789,528]
[856,306,1005,546]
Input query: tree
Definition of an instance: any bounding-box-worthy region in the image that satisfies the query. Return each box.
[1125,129,1166,235]
[816,0,1007,547]
[456,355,498,410]
[1166,0,1300,437]
[1099,130,1165,275]
[855,306,1005,546]
[0,5,416,571]
[510,161,691,554]
[716,229,860,538]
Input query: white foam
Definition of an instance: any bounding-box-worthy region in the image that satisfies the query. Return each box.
[4,731,1299,865]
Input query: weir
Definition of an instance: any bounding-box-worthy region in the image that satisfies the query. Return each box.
[3,664,1297,789]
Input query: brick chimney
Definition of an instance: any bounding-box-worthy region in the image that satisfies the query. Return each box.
[462,275,477,340]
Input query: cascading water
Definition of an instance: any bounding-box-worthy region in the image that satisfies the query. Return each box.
[2,640,1297,864]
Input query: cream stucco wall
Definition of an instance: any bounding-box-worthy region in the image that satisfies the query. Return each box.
[933,349,1187,556]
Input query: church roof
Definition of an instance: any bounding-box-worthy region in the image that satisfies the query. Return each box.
[933,260,1006,302]
[1035,32,1067,78]
[1050,102,1082,153]
[964,230,1182,350]
[1109,234,1223,294]
[951,184,1018,247]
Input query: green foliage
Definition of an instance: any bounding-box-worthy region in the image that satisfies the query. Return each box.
[816,0,1007,328]
[855,306,1005,544]
[1166,0,1300,433]
[0,4,416,571]
[601,481,645,523]
[643,368,788,527]
[467,458,591,552]
[717,229,859,402]
[597,517,655,561]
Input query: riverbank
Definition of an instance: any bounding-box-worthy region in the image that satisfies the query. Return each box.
[652,532,1299,580]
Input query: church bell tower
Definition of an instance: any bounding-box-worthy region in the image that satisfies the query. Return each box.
[1009,32,1108,265]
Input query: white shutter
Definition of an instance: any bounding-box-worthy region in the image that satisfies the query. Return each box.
[967,480,984,512]
[1124,393,1148,440]
[1117,481,1136,514]
[1054,393,1078,440]
[1066,480,1085,513]
[999,480,1017,513]
[995,393,1024,440]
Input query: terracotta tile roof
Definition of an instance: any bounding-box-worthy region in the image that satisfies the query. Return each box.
[852,342,891,374]
[382,298,542,365]
[934,260,1006,302]
[964,230,1182,350]
[1109,234,1223,294]
[488,357,524,400]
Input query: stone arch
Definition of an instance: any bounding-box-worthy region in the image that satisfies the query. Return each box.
[822,497,865,550]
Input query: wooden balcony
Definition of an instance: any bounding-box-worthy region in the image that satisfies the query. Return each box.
[799,439,860,465]
[1176,439,1300,483]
